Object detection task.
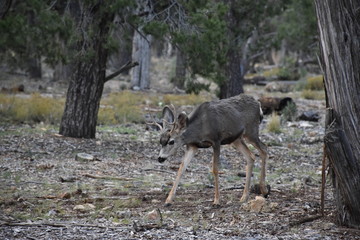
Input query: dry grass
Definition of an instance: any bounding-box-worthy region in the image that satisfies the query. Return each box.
[267,113,281,133]
[0,91,211,125]
[305,75,324,90]
[301,90,325,100]
[0,93,64,124]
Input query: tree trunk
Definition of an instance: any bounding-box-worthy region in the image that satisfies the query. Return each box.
[59,1,113,139]
[27,56,42,79]
[172,48,186,89]
[220,49,244,99]
[315,0,360,228]
[219,0,245,99]
[131,30,152,89]
[27,10,42,79]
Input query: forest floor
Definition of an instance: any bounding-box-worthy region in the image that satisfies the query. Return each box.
[1,78,360,239]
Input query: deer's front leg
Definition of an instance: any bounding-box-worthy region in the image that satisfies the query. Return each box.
[165,146,197,206]
[212,144,221,205]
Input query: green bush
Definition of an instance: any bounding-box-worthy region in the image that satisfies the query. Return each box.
[281,101,297,122]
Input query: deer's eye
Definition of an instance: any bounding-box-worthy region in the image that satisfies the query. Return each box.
[168,139,175,145]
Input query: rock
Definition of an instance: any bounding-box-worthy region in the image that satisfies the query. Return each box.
[116,210,132,218]
[47,209,58,216]
[147,209,159,220]
[264,81,296,93]
[73,205,86,212]
[298,111,320,122]
[73,203,96,212]
[299,121,313,128]
[249,196,266,213]
[75,153,95,162]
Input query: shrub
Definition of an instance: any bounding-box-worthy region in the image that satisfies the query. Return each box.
[98,107,117,125]
[305,75,324,90]
[281,101,297,122]
[267,113,281,133]
[103,91,145,124]
[0,93,64,124]
[301,90,325,100]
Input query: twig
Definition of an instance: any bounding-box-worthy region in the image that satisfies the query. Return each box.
[143,168,174,174]
[82,173,133,181]
[105,61,139,82]
[0,221,127,229]
[289,215,323,227]
[223,186,244,191]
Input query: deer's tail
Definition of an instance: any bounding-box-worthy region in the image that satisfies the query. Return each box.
[259,104,264,123]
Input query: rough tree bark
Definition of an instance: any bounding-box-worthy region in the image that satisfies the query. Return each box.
[131,30,152,90]
[220,49,244,99]
[59,1,114,138]
[315,0,360,228]
[172,48,186,89]
[219,0,245,99]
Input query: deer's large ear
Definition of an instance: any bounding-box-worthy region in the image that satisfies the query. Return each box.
[177,112,188,129]
[162,106,175,126]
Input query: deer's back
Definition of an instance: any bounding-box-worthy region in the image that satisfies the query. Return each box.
[183,94,261,147]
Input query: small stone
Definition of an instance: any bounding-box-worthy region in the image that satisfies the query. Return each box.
[249,196,266,213]
[73,205,85,212]
[73,203,95,212]
[75,153,94,162]
[47,209,58,216]
[147,209,159,220]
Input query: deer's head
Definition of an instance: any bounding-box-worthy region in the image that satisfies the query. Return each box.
[158,106,188,163]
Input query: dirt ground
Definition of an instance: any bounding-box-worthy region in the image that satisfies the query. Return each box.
[1,83,360,239]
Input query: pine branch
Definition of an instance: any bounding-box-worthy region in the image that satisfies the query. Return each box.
[104,61,139,82]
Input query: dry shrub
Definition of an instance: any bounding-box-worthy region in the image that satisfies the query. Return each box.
[102,91,145,124]
[301,90,325,100]
[305,75,324,90]
[0,93,64,123]
[262,68,280,78]
[98,106,117,125]
[267,113,281,133]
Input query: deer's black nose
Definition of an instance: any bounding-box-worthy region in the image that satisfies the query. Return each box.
[158,157,166,163]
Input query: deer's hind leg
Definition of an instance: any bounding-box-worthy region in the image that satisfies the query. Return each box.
[212,144,221,205]
[246,136,269,197]
[232,138,256,203]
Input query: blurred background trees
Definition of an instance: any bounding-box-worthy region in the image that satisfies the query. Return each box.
[0,0,319,137]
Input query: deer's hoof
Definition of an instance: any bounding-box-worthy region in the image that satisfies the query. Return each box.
[212,200,220,206]
[164,202,172,207]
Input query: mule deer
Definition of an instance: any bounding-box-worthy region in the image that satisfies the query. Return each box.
[156,94,268,206]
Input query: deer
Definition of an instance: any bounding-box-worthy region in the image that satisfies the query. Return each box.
[154,94,268,206]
